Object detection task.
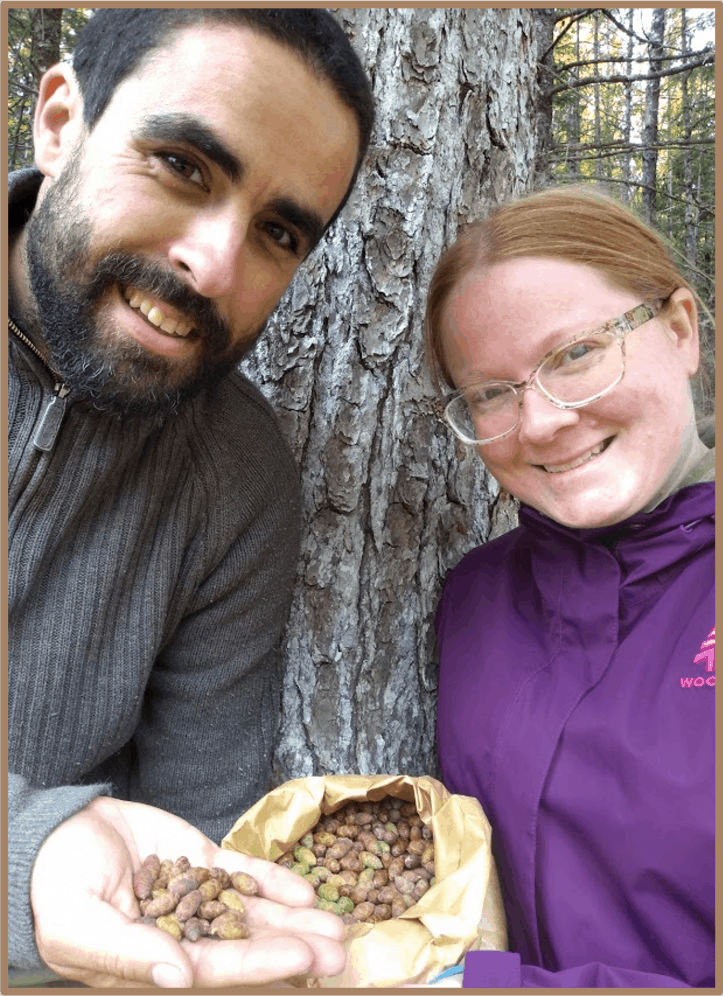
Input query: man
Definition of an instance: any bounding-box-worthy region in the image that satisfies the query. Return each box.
[8,9,373,988]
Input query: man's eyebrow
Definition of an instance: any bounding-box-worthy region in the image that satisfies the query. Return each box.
[135,112,242,182]
[270,197,325,254]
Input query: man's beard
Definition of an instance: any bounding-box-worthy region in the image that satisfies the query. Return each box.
[23,153,261,419]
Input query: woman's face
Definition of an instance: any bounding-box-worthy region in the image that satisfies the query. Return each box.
[441,257,701,529]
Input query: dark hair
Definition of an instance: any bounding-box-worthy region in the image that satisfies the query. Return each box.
[71,8,374,230]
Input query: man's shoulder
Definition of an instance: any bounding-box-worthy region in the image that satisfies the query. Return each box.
[182,368,299,487]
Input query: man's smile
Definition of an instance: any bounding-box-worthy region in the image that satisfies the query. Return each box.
[123,286,196,338]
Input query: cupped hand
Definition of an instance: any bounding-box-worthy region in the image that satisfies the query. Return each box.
[30,796,346,988]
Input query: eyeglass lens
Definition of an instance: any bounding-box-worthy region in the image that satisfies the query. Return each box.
[448,331,623,443]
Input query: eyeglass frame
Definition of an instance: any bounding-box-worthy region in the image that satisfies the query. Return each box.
[434,300,663,446]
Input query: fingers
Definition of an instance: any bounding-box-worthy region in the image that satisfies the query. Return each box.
[211,850,318,907]
[242,894,345,942]
[39,903,194,989]
[184,931,346,988]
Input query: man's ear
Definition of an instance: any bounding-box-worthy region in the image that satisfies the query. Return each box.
[664,287,700,376]
[34,63,85,178]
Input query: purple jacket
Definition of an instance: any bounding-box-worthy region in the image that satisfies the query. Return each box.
[436,482,714,988]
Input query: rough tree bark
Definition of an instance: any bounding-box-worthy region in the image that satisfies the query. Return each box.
[241,8,545,783]
[641,8,666,225]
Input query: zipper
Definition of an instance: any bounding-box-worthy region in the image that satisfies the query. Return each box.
[9,318,70,451]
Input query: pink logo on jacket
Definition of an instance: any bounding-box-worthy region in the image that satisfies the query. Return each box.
[681,627,715,687]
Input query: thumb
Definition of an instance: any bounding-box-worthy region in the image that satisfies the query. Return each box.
[40,900,193,988]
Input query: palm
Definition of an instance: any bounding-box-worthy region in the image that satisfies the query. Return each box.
[31,797,345,988]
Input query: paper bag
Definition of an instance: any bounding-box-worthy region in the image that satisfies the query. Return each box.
[222,773,507,987]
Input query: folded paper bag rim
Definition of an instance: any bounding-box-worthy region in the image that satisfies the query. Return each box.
[221,773,507,987]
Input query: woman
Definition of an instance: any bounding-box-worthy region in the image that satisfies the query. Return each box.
[426,189,714,988]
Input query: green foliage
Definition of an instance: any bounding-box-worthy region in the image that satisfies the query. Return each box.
[543,8,714,410]
[8,7,93,171]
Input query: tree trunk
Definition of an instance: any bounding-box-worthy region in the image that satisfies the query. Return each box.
[680,9,697,269]
[30,9,62,87]
[641,8,666,224]
[620,9,634,202]
[240,8,543,783]
[593,12,602,181]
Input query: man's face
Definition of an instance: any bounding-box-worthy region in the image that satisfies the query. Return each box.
[25,23,359,416]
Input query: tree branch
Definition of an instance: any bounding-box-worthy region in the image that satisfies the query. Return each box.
[546,55,715,97]
[557,47,713,72]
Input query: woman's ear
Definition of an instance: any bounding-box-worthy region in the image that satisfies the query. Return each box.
[664,287,700,376]
[34,63,85,178]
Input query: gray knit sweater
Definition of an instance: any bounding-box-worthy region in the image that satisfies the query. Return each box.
[8,169,302,969]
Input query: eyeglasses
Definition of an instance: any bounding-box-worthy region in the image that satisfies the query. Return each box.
[438,301,661,446]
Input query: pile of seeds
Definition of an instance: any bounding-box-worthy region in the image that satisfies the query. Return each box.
[133,854,258,941]
[276,797,435,924]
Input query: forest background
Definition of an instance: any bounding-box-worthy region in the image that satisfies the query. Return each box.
[6,5,716,781]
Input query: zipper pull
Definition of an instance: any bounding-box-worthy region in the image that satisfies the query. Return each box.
[33,383,70,452]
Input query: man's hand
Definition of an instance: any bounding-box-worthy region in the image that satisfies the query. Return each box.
[30,796,346,988]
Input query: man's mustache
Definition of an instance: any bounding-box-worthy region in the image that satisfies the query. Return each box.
[87,252,233,353]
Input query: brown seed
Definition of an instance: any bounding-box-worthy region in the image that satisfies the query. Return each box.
[142,854,161,878]
[412,879,430,900]
[183,916,210,941]
[208,867,231,888]
[407,839,425,856]
[230,871,258,896]
[198,878,223,901]
[133,867,154,901]
[210,911,250,940]
[327,840,352,860]
[394,876,415,895]
[403,853,422,869]
[337,824,359,839]
[189,866,210,885]
[374,903,392,920]
[141,891,177,917]
[391,896,407,917]
[168,874,200,900]
[324,858,341,874]
[175,889,203,922]
[172,856,191,876]
[351,901,375,921]
[156,914,183,940]
[198,899,227,921]
[218,888,246,913]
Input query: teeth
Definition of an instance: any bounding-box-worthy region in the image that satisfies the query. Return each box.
[123,287,193,338]
[543,441,606,474]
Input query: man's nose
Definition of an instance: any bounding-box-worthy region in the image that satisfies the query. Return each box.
[167,207,247,300]
[515,383,580,444]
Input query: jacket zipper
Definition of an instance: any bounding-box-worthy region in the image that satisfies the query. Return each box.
[9,318,70,451]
